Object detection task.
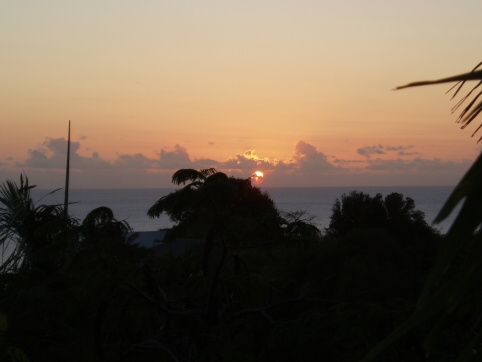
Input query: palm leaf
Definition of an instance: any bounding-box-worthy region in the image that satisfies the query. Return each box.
[396,64,482,141]
[363,62,482,361]
[171,169,207,185]
[0,175,80,272]
[395,69,482,90]
[199,168,217,177]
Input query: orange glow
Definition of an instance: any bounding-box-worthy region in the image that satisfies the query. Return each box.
[251,171,264,185]
[1,2,479,189]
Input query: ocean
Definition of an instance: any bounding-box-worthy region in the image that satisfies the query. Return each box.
[32,186,460,234]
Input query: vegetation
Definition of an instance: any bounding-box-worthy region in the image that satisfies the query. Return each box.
[326,191,434,239]
[362,62,482,361]
[147,168,288,246]
[0,169,448,361]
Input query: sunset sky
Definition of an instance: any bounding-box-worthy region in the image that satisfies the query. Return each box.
[1,1,482,188]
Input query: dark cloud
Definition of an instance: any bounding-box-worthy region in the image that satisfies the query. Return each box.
[115,153,155,169]
[46,137,80,155]
[366,157,472,173]
[357,144,385,157]
[155,144,191,168]
[22,148,53,168]
[385,145,419,156]
[191,158,220,169]
[358,144,421,158]
[397,150,419,156]
[292,141,336,171]
[386,145,413,151]
[333,158,364,165]
[21,137,110,169]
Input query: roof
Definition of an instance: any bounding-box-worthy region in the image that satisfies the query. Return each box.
[126,231,202,255]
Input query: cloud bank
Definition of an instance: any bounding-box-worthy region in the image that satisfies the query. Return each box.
[0,137,473,188]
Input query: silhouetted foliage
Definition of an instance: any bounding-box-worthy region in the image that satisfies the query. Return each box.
[0,175,79,274]
[326,191,436,240]
[148,169,289,246]
[363,63,482,362]
[0,174,448,361]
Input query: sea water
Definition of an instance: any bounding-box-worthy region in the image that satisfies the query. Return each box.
[32,186,459,233]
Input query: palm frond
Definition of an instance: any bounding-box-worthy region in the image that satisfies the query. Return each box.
[172,169,207,185]
[396,64,482,141]
[363,61,482,361]
[0,175,81,273]
[395,68,482,90]
[199,168,217,177]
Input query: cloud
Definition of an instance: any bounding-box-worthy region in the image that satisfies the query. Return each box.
[386,145,419,156]
[366,157,472,173]
[48,137,80,155]
[291,141,336,171]
[115,153,156,169]
[156,144,191,168]
[397,150,419,156]
[191,157,221,169]
[357,144,385,157]
[357,144,419,158]
[386,145,413,152]
[20,137,110,169]
[332,158,364,165]
[2,137,474,188]
[114,145,222,172]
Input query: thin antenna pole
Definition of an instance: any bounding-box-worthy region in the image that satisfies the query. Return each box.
[64,121,71,217]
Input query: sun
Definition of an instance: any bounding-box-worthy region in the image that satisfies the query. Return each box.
[251,171,264,185]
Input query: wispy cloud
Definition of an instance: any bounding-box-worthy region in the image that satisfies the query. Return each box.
[357,144,419,158]
[357,144,385,157]
[366,157,471,173]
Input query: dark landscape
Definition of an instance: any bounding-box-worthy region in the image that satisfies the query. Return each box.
[0,153,480,361]
[0,169,444,361]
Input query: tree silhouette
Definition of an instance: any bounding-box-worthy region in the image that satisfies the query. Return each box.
[148,168,284,246]
[0,175,77,273]
[326,191,434,239]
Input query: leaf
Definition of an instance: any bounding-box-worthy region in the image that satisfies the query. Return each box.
[363,62,482,362]
[396,65,482,140]
[172,169,211,185]
[395,69,482,90]
[361,279,453,362]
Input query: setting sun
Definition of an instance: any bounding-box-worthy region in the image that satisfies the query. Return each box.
[251,171,264,185]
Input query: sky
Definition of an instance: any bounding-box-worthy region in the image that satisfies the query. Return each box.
[1,1,482,189]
